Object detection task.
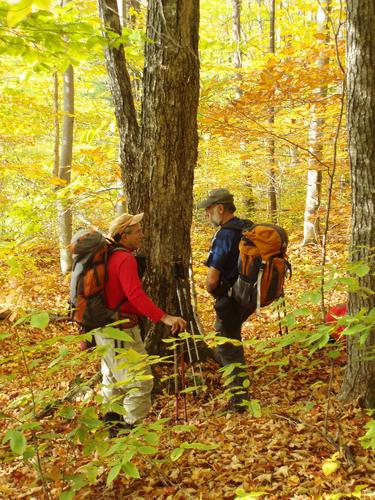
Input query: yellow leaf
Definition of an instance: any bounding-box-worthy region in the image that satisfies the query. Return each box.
[322,459,340,476]
[7,0,32,27]
[49,177,68,186]
[32,0,51,9]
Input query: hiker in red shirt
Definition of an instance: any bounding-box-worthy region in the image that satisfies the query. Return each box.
[95,212,186,435]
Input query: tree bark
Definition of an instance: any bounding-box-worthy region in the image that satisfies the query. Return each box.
[339,0,375,408]
[231,0,242,100]
[57,64,74,274]
[98,0,140,203]
[98,0,200,354]
[267,0,277,223]
[302,2,330,246]
[52,72,59,178]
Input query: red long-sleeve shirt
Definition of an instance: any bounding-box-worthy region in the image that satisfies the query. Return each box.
[104,249,165,323]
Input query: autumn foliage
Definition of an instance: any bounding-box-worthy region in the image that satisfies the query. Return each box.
[0,0,374,498]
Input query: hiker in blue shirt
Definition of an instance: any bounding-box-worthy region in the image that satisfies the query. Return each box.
[197,188,255,412]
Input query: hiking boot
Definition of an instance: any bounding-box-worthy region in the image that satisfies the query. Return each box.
[227,394,250,413]
[212,348,223,366]
[102,412,133,438]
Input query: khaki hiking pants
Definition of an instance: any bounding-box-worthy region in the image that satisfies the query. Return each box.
[94,325,153,425]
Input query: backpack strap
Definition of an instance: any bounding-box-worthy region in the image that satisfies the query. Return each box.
[221,218,254,233]
[256,261,266,315]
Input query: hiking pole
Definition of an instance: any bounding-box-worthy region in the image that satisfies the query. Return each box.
[277,306,283,336]
[280,293,289,335]
[173,263,199,397]
[180,342,188,422]
[174,337,188,423]
[174,262,205,389]
[174,341,179,423]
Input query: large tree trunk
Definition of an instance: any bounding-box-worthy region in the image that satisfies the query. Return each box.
[98,0,140,202]
[57,64,74,274]
[339,0,375,408]
[139,0,200,353]
[302,2,330,246]
[98,0,200,354]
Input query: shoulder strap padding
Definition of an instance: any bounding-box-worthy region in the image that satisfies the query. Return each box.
[221,218,255,233]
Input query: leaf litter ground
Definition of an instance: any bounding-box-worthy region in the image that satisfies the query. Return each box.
[0,239,374,500]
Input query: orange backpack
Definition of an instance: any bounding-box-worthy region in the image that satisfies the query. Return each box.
[69,230,128,340]
[231,223,291,314]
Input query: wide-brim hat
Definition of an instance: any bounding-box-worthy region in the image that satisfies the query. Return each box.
[196,188,234,209]
[109,212,144,238]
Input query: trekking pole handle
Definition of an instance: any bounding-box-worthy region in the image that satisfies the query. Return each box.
[173,261,185,279]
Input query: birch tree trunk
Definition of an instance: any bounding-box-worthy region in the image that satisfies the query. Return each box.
[52,72,59,178]
[57,64,74,274]
[302,3,330,246]
[231,0,242,100]
[339,0,375,408]
[267,0,277,222]
[231,0,253,214]
[98,0,200,354]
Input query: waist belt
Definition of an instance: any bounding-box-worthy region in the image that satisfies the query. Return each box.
[119,313,138,329]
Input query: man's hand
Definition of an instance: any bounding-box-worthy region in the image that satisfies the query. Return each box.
[206,267,221,295]
[161,314,187,334]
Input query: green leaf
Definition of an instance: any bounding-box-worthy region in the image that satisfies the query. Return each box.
[339,277,360,291]
[122,461,140,478]
[100,327,133,342]
[59,406,75,419]
[138,445,158,455]
[143,432,160,446]
[328,349,341,359]
[180,441,218,451]
[78,407,100,429]
[352,262,370,277]
[106,463,121,486]
[7,0,33,27]
[0,332,11,341]
[249,399,262,418]
[30,312,49,330]
[342,324,369,336]
[172,424,196,432]
[4,429,27,455]
[23,445,35,460]
[360,331,370,346]
[180,386,200,394]
[59,490,75,500]
[77,464,100,484]
[170,447,184,461]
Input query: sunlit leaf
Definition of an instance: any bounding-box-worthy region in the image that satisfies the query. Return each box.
[7,0,33,27]
[106,463,121,486]
[122,461,140,479]
[30,312,49,330]
[3,429,27,455]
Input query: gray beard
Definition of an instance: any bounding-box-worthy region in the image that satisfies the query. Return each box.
[210,211,221,227]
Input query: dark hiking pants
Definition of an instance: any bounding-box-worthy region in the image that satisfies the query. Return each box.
[214,294,254,398]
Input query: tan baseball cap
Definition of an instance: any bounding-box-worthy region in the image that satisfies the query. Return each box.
[109,212,144,238]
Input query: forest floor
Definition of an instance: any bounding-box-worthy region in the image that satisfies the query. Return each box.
[0,221,375,499]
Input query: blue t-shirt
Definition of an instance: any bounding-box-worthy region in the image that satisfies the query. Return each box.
[205,217,253,285]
